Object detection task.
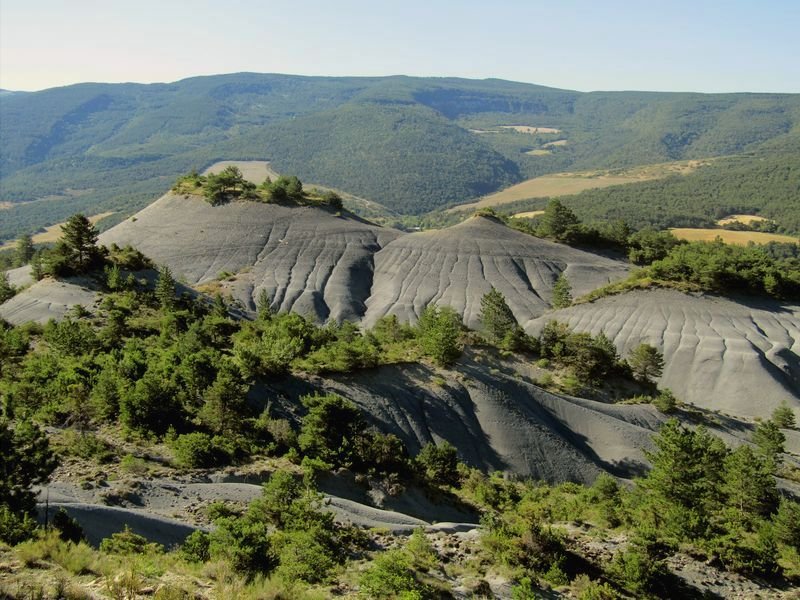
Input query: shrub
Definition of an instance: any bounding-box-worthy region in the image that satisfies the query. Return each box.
[52,508,85,543]
[171,432,230,469]
[772,401,796,429]
[606,542,665,595]
[180,530,211,562]
[100,525,163,555]
[415,441,460,487]
[653,388,678,413]
[359,549,427,599]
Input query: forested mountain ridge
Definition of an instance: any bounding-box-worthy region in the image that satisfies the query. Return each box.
[2,73,800,240]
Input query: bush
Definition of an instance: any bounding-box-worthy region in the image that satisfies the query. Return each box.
[100,525,163,555]
[171,432,230,468]
[359,549,427,599]
[653,389,678,413]
[606,542,665,595]
[52,508,85,543]
[415,441,460,487]
[180,530,211,562]
[0,505,38,544]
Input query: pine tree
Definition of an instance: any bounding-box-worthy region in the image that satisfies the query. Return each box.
[753,420,785,467]
[551,273,572,308]
[155,265,176,309]
[0,273,14,304]
[418,305,463,367]
[479,287,518,346]
[640,419,728,539]
[722,445,778,524]
[60,213,100,271]
[14,234,34,267]
[537,199,580,241]
[627,343,664,383]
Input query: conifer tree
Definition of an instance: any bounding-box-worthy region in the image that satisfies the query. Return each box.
[771,401,796,429]
[60,213,100,271]
[551,273,572,309]
[0,273,14,304]
[155,265,176,309]
[479,287,518,347]
[627,343,664,383]
[14,234,34,267]
[418,305,463,367]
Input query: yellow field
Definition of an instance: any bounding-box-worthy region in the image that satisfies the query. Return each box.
[0,202,12,210]
[511,210,545,219]
[447,159,713,213]
[0,212,116,250]
[203,160,280,183]
[717,214,769,226]
[542,139,568,148]
[525,149,552,156]
[671,228,798,245]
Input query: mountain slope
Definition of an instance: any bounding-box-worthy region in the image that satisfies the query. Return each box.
[99,193,401,322]
[364,215,629,328]
[528,289,800,418]
[3,73,800,241]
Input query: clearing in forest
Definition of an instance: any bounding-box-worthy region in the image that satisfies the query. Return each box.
[0,212,116,249]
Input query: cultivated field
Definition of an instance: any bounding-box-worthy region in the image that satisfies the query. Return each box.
[717,214,769,226]
[448,159,713,213]
[0,212,116,249]
[671,228,798,245]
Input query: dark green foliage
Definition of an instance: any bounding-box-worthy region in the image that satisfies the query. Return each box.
[171,432,230,468]
[415,441,460,487]
[721,445,778,525]
[627,229,684,265]
[537,199,580,241]
[752,419,785,466]
[418,304,463,366]
[50,213,101,274]
[0,419,57,517]
[154,265,176,310]
[479,287,525,349]
[14,234,34,267]
[180,530,211,562]
[208,471,357,582]
[0,273,14,304]
[627,343,664,383]
[52,508,85,543]
[638,419,728,540]
[649,239,800,299]
[119,370,183,435]
[202,165,257,205]
[538,321,620,385]
[297,393,365,469]
[773,498,800,551]
[551,273,572,309]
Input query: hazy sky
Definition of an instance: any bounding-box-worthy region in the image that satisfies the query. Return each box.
[1,0,798,93]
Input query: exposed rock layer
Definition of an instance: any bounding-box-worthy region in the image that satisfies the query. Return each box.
[528,289,800,418]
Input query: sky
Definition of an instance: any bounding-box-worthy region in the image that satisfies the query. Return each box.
[1,0,799,93]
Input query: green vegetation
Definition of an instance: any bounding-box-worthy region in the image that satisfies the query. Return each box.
[3,74,800,241]
[172,169,343,209]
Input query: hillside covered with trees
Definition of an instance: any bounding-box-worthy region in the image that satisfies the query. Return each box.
[2,73,800,241]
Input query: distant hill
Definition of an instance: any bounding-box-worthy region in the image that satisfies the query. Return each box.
[2,73,800,240]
